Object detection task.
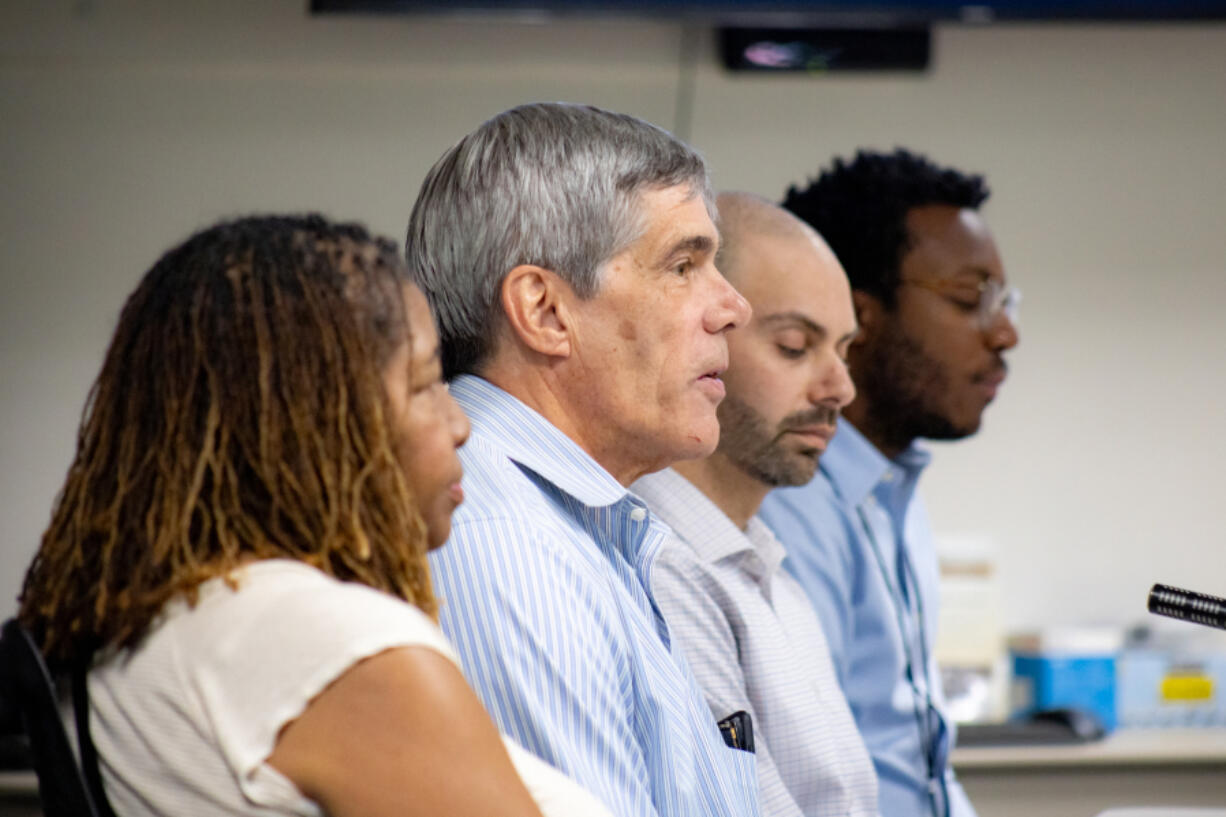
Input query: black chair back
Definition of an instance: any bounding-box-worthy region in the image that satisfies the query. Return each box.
[0,618,109,817]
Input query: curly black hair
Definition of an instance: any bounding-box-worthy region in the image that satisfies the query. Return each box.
[782,148,989,306]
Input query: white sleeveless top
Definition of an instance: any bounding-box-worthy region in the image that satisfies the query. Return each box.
[73,559,614,817]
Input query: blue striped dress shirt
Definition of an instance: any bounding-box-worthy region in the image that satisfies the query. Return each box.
[429,375,761,817]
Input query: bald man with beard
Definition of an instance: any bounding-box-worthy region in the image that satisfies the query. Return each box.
[632,193,880,817]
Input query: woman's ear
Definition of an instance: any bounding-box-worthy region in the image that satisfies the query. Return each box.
[499,265,572,359]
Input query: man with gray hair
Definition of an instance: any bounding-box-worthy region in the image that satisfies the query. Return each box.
[406,103,760,817]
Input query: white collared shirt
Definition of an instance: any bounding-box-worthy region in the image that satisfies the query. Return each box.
[633,468,880,817]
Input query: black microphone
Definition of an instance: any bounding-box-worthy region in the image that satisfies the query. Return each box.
[1148,584,1226,631]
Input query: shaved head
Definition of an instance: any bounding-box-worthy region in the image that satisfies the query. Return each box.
[703,191,857,490]
[716,191,837,286]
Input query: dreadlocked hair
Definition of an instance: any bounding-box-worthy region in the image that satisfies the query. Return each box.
[19,214,437,670]
[782,147,990,307]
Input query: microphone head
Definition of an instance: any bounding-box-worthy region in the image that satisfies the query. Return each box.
[1148,584,1226,631]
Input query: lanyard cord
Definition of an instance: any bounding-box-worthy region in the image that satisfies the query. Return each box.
[856,502,950,817]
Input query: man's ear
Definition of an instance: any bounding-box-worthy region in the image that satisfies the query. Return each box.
[500,264,572,359]
[850,290,885,347]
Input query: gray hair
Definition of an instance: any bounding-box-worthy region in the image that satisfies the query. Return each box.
[405,102,713,378]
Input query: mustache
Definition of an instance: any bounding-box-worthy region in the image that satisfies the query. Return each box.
[779,404,839,430]
[974,359,1009,382]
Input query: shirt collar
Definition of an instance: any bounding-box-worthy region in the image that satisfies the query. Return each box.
[632,467,786,589]
[820,420,932,507]
[450,374,630,510]
[744,516,787,587]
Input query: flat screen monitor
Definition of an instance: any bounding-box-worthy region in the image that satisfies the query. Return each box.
[311,0,1226,24]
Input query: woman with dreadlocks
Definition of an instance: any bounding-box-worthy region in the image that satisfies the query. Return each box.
[17,215,613,817]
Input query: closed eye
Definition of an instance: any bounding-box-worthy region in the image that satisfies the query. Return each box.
[950,295,979,311]
[411,361,446,395]
[777,344,805,360]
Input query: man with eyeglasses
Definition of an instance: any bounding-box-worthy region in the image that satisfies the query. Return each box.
[758,148,1020,817]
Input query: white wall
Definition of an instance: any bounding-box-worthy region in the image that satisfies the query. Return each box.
[3,2,1225,634]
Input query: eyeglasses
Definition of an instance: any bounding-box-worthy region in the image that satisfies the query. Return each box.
[901,276,1021,331]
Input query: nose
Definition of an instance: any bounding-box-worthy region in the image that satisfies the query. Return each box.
[984,310,1019,352]
[704,268,752,333]
[811,355,857,410]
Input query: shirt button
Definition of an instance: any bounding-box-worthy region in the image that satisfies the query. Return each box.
[881,470,895,483]
[629,507,647,522]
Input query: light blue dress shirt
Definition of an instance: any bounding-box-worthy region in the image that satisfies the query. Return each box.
[430,375,760,817]
[758,421,976,817]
